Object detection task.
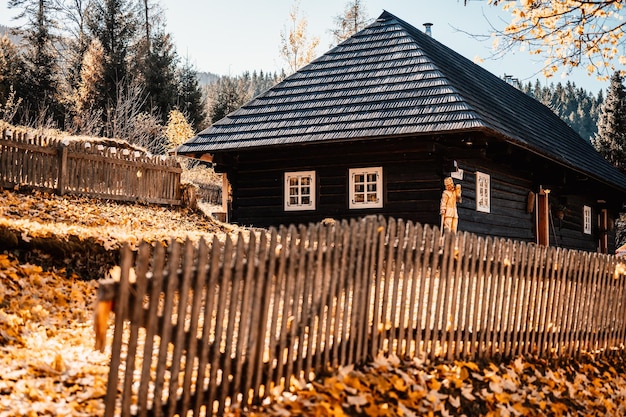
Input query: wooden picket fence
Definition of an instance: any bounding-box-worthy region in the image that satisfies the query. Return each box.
[0,129,182,205]
[102,215,626,417]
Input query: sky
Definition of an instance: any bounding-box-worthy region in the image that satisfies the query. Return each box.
[0,0,616,93]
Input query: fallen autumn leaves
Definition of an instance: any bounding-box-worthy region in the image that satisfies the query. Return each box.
[0,253,107,416]
[2,189,626,416]
[247,352,626,416]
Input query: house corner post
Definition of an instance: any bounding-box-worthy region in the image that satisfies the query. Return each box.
[57,142,68,196]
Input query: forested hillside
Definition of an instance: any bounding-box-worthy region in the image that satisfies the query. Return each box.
[520,80,603,142]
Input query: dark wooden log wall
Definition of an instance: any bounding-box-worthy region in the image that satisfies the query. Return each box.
[222,135,618,253]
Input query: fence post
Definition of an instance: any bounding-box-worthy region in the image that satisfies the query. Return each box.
[57,142,68,195]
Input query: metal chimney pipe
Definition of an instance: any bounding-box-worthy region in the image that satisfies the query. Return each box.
[423,23,433,36]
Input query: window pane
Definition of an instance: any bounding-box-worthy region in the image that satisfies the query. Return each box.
[301,177,310,185]
[367,193,377,202]
[367,173,377,182]
[355,194,364,203]
[354,174,364,183]
[302,196,310,204]
[367,184,377,192]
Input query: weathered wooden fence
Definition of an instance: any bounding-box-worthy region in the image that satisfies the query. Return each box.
[0,129,182,205]
[102,216,626,417]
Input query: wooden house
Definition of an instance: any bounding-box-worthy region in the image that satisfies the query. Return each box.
[177,11,626,253]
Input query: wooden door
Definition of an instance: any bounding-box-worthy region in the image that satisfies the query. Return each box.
[599,208,608,253]
[536,188,550,246]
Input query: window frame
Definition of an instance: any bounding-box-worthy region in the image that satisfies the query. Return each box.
[476,171,491,213]
[583,205,592,235]
[349,166,383,209]
[284,170,316,211]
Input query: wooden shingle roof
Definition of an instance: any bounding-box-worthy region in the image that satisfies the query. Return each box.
[178,10,626,192]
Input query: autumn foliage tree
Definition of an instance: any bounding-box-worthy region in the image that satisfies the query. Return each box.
[330,0,371,46]
[485,0,626,80]
[71,38,105,135]
[279,0,319,74]
[165,109,194,151]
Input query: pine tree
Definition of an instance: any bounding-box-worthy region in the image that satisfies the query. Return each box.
[86,0,138,120]
[521,78,602,142]
[137,29,178,120]
[177,58,206,131]
[9,0,62,125]
[0,35,25,107]
[56,0,91,98]
[207,76,244,124]
[592,71,626,169]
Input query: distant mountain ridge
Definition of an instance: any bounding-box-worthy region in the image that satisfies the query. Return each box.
[197,72,219,86]
[0,24,21,45]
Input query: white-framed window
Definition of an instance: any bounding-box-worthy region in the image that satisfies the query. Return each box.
[476,171,490,213]
[349,167,383,209]
[583,205,592,234]
[284,171,316,211]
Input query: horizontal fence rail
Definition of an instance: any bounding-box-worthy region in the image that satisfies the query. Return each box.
[103,216,626,416]
[1,129,182,205]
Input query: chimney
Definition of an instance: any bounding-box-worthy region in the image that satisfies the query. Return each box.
[423,22,433,37]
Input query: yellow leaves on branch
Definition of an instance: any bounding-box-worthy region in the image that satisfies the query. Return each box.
[165,109,195,150]
[279,0,320,74]
[489,0,626,78]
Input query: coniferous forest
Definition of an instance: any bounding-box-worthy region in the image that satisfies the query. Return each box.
[0,6,609,154]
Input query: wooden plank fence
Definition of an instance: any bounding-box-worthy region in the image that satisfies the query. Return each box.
[0,129,182,205]
[101,215,626,417]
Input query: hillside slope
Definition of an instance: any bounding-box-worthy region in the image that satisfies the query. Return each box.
[2,190,626,416]
[0,189,240,277]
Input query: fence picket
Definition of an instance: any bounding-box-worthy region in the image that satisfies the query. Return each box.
[218,235,247,415]
[333,220,351,368]
[447,232,466,360]
[137,243,166,417]
[103,243,133,417]
[322,223,341,369]
[180,238,209,413]
[231,233,257,405]
[122,242,151,415]
[206,236,234,414]
[243,231,269,406]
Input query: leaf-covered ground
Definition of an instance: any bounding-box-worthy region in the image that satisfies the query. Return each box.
[247,352,626,416]
[2,189,626,416]
[0,189,237,252]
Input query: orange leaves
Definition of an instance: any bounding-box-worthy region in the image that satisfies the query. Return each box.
[0,189,233,253]
[0,253,107,416]
[251,352,626,417]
